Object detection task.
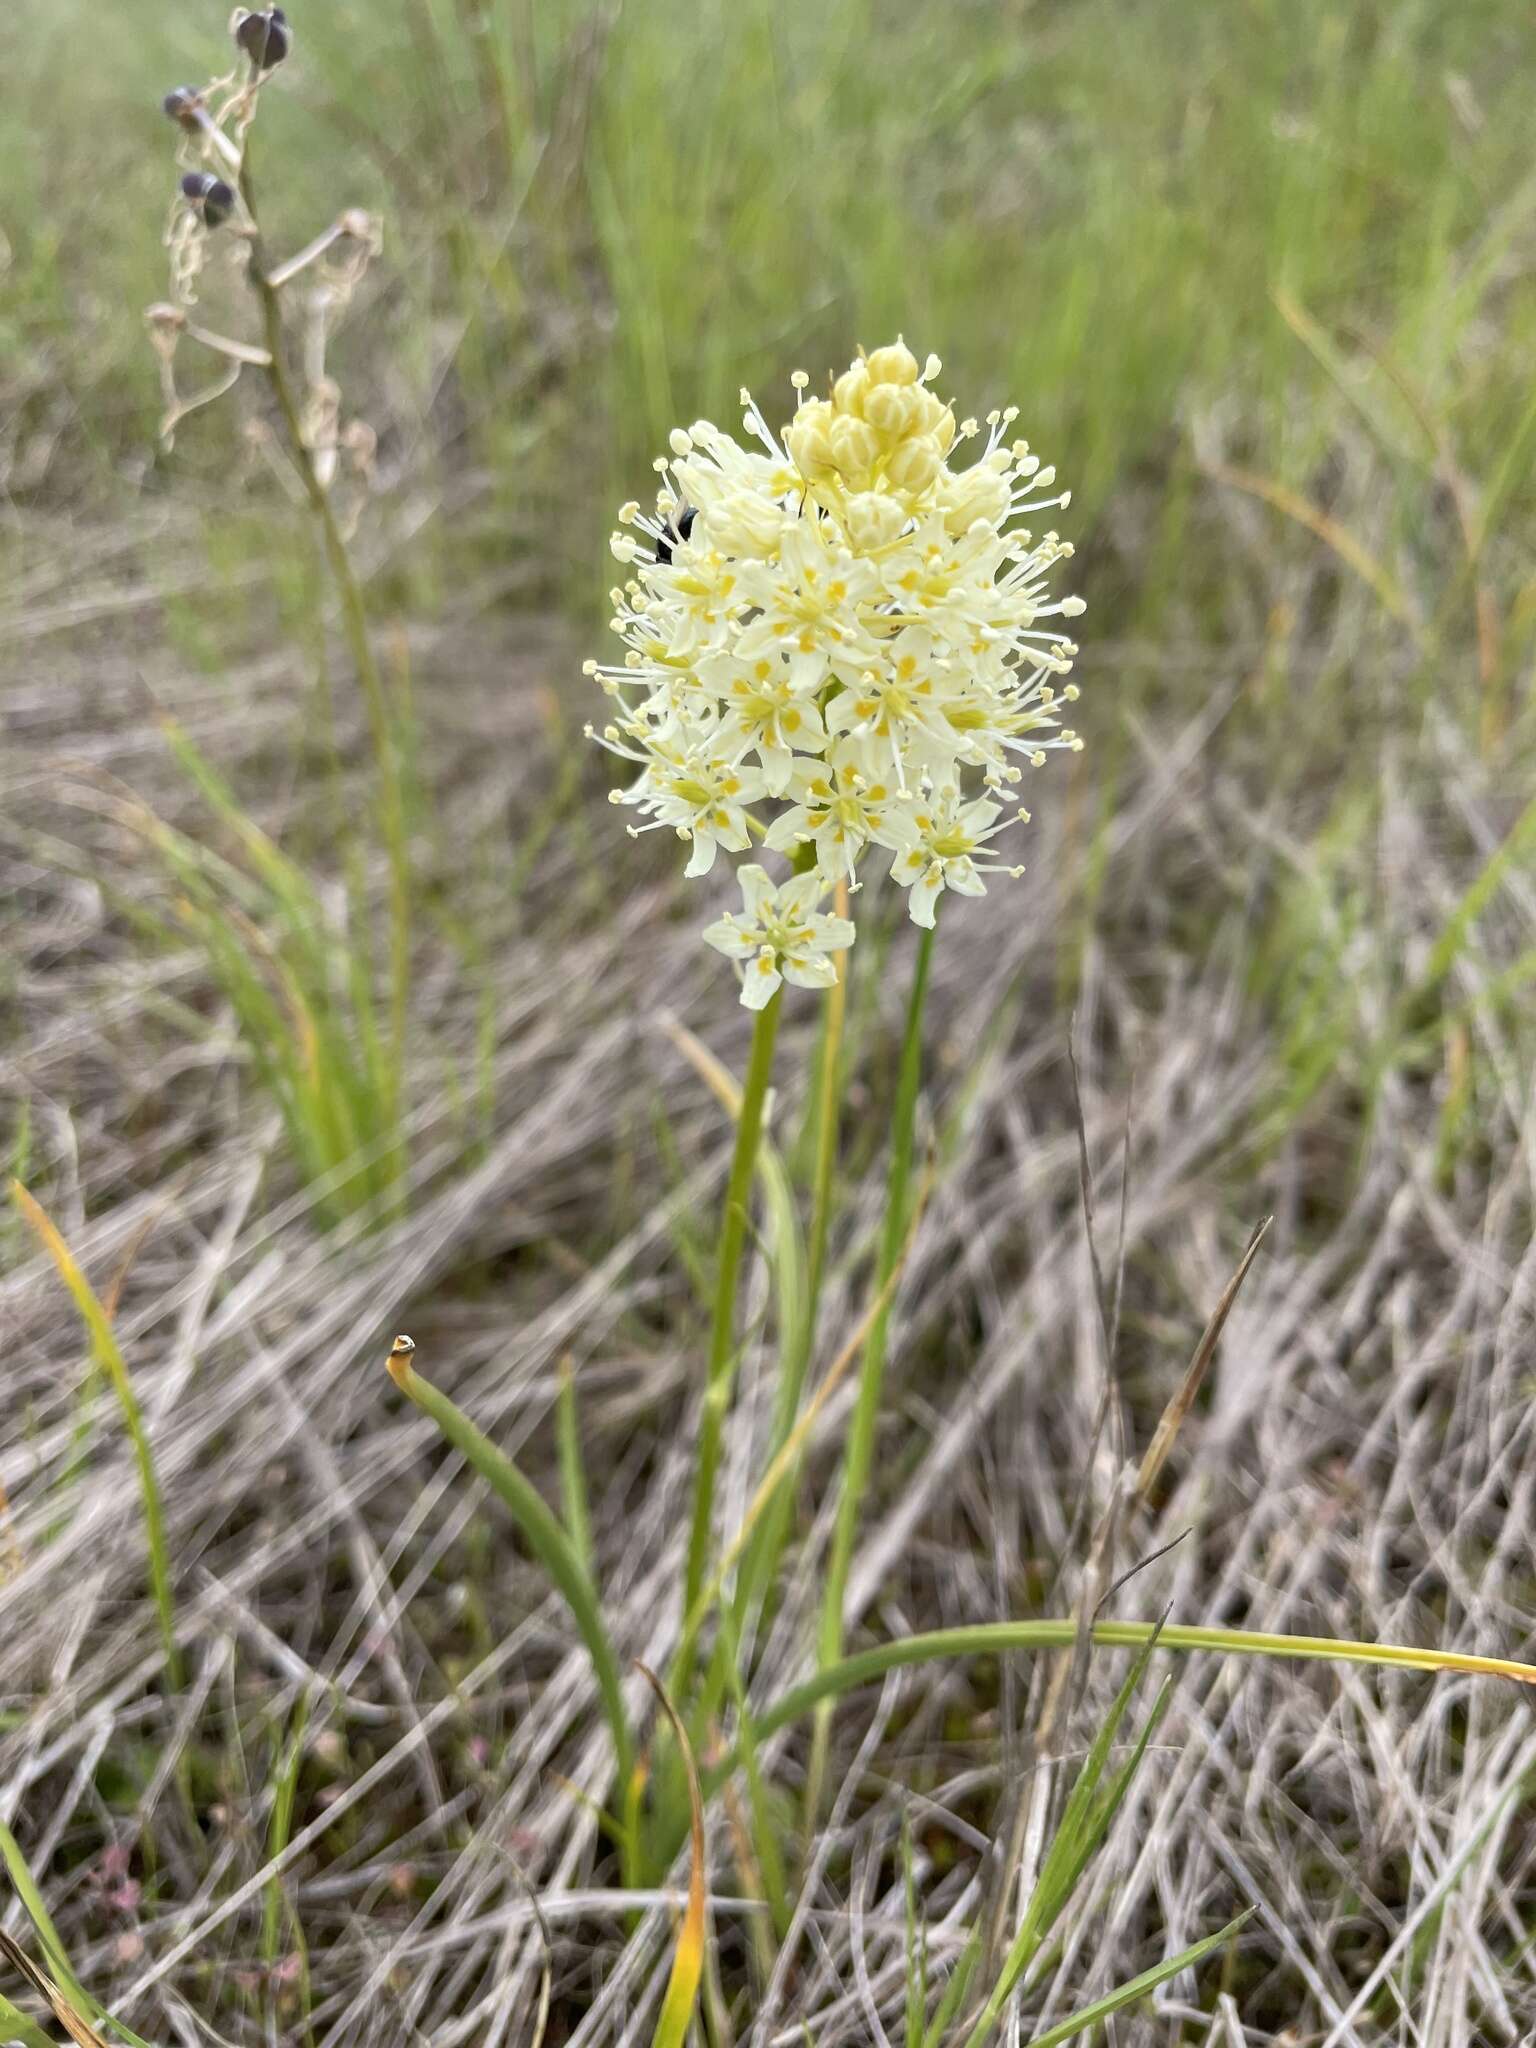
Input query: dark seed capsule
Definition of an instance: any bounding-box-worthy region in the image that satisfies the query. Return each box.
[162,85,204,127]
[235,6,291,68]
[181,172,236,229]
[655,504,695,565]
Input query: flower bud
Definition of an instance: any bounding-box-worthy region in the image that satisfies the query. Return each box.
[832,364,869,416]
[865,340,920,387]
[937,463,1009,535]
[885,435,942,496]
[828,412,880,479]
[702,485,786,558]
[785,399,836,480]
[862,382,924,439]
[235,7,291,68]
[840,490,908,550]
[181,171,236,228]
[909,389,954,448]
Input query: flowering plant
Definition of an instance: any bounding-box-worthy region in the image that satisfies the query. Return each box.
[587,339,1085,993]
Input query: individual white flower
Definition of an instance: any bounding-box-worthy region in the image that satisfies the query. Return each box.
[608,722,767,877]
[587,339,1086,950]
[876,786,1027,927]
[764,739,900,884]
[706,655,829,795]
[703,864,855,1009]
[824,625,961,785]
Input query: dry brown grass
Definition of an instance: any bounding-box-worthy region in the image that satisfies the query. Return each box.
[4,478,1536,2043]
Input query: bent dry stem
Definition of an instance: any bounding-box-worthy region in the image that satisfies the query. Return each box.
[238,134,410,1159]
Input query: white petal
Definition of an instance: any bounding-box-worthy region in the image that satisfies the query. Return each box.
[783,953,839,990]
[740,949,783,1009]
[908,872,942,927]
[759,743,795,796]
[780,871,826,918]
[764,810,805,853]
[737,865,774,917]
[703,916,757,960]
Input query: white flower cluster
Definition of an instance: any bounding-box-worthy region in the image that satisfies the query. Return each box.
[585,340,1084,999]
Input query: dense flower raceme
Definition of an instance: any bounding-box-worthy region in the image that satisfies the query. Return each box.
[584,341,1085,1002]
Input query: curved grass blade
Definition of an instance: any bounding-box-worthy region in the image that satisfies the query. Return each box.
[750,1618,1536,1752]
[0,1934,113,2048]
[0,1983,55,2048]
[385,1338,635,1796]
[1018,1911,1251,2048]
[0,1841,157,2048]
[9,1183,181,1691]
[637,1664,707,2048]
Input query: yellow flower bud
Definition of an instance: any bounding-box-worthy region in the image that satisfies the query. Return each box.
[863,382,923,438]
[704,486,787,557]
[885,435,942,495]
[841,490,908,549]
[911,394,956,452]
[938,463,1009,534]
[829,413,880,478]
[866,340,920,387]
[786,399,837,479]
[832,364,870,416]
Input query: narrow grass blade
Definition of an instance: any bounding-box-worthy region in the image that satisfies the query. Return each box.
[1015,1912,1252,2048]
[1133,1218,1270,1508]
[0,1834,157,2048]
[902,1816,927,2048]
[638,1665,707,2048]
[262,1685,315,1965]
[557,1356,595,1574]
[0,1984,55,2048]
[9,1184,181,1691]
[1200,457,1418,631]
[385,1337,635,1793]
[963,1638,1171,2047]
[0,1935,109,2048]
[750,1618,1536,1753]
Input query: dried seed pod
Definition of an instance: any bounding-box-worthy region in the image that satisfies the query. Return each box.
[162,85,205,127]
[234,7,291,68]
[181,172,236,229]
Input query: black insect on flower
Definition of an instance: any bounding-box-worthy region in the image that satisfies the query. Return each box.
[655,504,696,565]
[181,171,237,229]
[234,7,292,68]
[162,86,205,128]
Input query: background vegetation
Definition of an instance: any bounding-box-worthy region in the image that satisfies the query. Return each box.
[5,0,1536,2041]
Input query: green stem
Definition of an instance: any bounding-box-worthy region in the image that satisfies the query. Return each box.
[808,918,935,1810]
[739,910,849,1627]
[681,989,784,1632]
[388,1352,637,1819]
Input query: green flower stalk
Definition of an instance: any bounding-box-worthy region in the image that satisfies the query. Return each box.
[586,341,1087,1655]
